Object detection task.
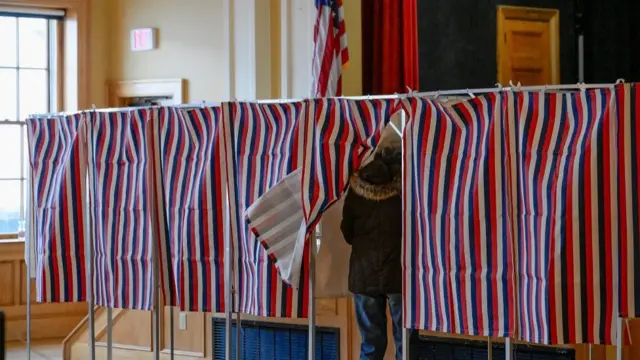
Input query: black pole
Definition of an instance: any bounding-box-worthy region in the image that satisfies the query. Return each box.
[575,0,585,82]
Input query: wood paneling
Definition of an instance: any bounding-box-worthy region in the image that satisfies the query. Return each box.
[0,241,88,344]
[0,261,15,306]
[109,310,153,350]
[162,308,205,356]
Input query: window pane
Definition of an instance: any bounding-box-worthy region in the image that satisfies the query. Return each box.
[0,180,21,234]
[0,124,22,178]
[0,16,17,67]
[18,18,48,69]
[0,69,17,120]
[19,69,48,119]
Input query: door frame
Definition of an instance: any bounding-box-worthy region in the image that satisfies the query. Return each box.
[496,5,560,86]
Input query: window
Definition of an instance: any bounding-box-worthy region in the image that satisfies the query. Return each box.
[0,9,62,239]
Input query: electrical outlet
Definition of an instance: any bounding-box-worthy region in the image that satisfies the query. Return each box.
[179,312,187,330]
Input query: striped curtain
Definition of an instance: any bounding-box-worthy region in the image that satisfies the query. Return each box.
[150,106,226,312]
[85,110,154,310]
[510,90,618,345]
[26,114,87,303]
[618,83,640,319]
[246,98,395,292]
[221,101,308,318]
[401,94,517,337]
[301,98,397,236]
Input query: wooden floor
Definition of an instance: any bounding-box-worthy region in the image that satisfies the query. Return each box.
[4,339,63,360]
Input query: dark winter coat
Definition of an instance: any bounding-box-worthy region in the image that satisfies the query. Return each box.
[340,151,402,295]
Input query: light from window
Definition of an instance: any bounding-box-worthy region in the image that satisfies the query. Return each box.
[0,13,58,238]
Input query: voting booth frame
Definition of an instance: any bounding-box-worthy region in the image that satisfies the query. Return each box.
[17,80,635,360]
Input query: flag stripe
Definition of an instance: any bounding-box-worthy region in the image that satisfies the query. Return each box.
[312,0,349,97]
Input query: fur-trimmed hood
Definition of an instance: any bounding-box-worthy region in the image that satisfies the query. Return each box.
[349,172,401,201]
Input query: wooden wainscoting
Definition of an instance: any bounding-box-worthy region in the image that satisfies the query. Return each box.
[0,240,87,343]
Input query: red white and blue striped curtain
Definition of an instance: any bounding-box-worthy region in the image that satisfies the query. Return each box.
[26,114,87,303]
[246,99,396,291]
[150,106,226,312]
[301,98,397,235]
[221,101,309,318]
[618,83,640,319]
[509,89,619,345]
[401,94,517,337]
[85,109,155,310]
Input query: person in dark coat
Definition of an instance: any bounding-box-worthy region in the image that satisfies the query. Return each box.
[341,146,418,360]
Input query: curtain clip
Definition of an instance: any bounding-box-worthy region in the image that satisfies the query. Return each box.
[467,89,476,98]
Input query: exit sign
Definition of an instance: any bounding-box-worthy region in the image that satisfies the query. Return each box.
[130,28,157,52]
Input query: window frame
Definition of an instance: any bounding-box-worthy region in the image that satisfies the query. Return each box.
[0,10,61,240]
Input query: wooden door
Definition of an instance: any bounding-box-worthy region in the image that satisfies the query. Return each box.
[497,6,560,86]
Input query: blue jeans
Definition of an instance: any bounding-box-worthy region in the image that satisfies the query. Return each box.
[353,294,419,360]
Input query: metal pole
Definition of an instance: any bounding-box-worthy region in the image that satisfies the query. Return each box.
[224,185,233,360]
[24,228,30,360]
[578,35,585,82]
[27,83,622,120]
[402,330,410,360]
[86,181,96,360]
[488,337,492,360]
[576,0,585,83]
[616,318,623,360]
[308,231,317,360]
[588,344,592,360]
[235,311,241,360]
[170,307,175,360]
[152,253,160,360]
[505,338,512,360]
[106,308,112,360]
[400,109,409,360]
[21,124,30,360]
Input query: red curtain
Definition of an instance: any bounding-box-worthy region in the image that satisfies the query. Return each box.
[362,0,419,95]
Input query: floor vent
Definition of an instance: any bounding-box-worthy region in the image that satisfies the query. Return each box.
[212,318,339,360]
[418,335,575,360]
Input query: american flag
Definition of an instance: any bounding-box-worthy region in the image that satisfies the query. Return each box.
[312,0,349,97]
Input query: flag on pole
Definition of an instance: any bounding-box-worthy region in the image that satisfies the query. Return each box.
[312,0,349,97]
